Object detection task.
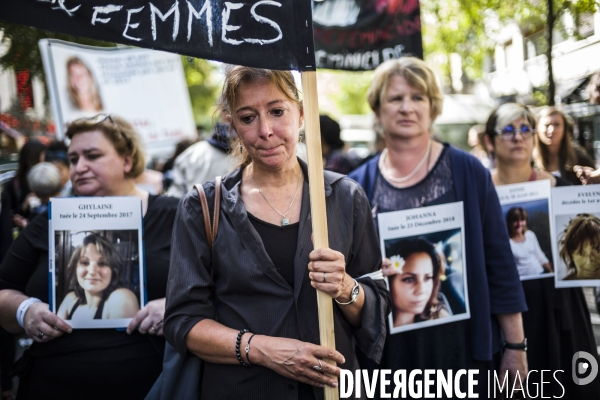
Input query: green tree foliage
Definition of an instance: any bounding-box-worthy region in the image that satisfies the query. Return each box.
[422,0,599,103]
[182,58,221,129]
[329,70,374,115]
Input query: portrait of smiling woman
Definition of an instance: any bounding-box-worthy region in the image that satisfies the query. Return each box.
[57,233,139,321]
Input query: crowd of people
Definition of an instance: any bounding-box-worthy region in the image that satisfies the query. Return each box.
[0,58,598,399]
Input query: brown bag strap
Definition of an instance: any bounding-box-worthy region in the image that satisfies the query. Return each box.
[194,176,222,250]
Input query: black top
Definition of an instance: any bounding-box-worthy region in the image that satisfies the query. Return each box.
[248,212,299,288]
[0,194,179,399]
[67,297,105,320]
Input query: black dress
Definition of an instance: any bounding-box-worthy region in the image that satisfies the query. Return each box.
[0,194,178,400]
[519,177,600,398]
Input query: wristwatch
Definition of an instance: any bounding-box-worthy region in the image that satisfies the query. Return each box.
[504,338,527,351]
[335,279,360,305]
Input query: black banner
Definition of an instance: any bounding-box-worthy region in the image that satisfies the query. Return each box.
[312,0,423,71]
[0,0,316,71]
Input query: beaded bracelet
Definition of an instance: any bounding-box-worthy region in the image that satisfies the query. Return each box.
[236,329,251,367]
[245,333,256,364]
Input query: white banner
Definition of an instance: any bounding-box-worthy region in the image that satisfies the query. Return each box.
[377,202,470,334]
[49,196,145,329]
[39,39,196,157]
[496,180,555,281]
[551,185,600,288]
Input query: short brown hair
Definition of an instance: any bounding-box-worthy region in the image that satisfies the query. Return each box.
[66,115,146,178]
[367,57,443,122]
[218,65,302,167]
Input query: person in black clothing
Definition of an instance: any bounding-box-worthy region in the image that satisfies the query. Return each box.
[0,115,178,399]
[1,139,46,232]
[485,103,600,398]
[164,66,389,400]
[319,115,354,175]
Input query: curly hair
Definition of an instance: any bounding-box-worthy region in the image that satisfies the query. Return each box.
[559,214,600,276]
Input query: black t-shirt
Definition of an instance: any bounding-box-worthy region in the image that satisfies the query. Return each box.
[248,212,299,289]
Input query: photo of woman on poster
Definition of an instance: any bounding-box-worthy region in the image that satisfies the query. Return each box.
[57,234,139,321]
[506,207,553,277]
[66,56,103,112]
[559,213,600,281]
[387,237,450,327]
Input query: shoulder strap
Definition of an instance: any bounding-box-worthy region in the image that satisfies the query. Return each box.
[194,177,222,250]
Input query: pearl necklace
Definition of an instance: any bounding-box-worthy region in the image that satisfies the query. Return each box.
[380,141,432,183]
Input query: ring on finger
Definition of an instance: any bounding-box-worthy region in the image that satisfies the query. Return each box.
[323,273,326,283]
[38,331,45,339]
[312,359,323,373]
[150,326,156,332]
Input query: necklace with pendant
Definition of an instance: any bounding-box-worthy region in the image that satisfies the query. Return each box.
[250,166,302,226]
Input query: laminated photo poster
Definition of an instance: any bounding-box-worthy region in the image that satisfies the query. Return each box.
[378,202,470,334]
[552,185,600,288]
[496,180,555,281]
[49,197,145,328]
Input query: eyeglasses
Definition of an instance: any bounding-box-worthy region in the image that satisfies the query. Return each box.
[71,114,133,151]
[496,124,535,140]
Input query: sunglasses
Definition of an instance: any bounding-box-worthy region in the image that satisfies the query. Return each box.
[496,124,535,140]
[71,114,133,151]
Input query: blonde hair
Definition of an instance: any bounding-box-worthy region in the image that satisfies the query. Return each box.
[367,57,443,122]
[66,57,103,111]
[218,65,302,167]
[65,115,146,178]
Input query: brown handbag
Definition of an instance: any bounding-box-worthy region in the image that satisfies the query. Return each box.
[194,176,222,251]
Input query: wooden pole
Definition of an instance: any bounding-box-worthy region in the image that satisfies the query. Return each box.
[301,70,338,400]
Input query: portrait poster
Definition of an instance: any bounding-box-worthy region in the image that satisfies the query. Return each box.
[496,180,555,281]
[49,197,145,329]
[39,39,196,157]
[551,185,600,288]
[378,202,470,334]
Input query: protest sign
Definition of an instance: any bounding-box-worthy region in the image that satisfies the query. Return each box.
[552,185,600,288]
[49,197,145,329]
[496,180,555,281]
[312,0,423,70]
[0,0,315,71]
[39,39,196,157]
[378,202,470,334]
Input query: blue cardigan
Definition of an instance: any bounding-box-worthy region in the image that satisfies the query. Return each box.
[349,146,527,361]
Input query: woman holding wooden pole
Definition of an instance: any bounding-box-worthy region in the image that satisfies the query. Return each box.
[164,66,389,400]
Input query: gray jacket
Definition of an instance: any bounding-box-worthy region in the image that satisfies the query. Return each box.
[164,159,390,400]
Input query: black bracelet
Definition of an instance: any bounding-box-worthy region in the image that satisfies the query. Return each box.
[245,334,256,364]
[236,329,251,367]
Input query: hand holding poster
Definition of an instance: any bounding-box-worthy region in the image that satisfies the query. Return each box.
[552,185,600,288]
[378,202,470,334]
[496,180,555,281]
[50,197,145,328]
